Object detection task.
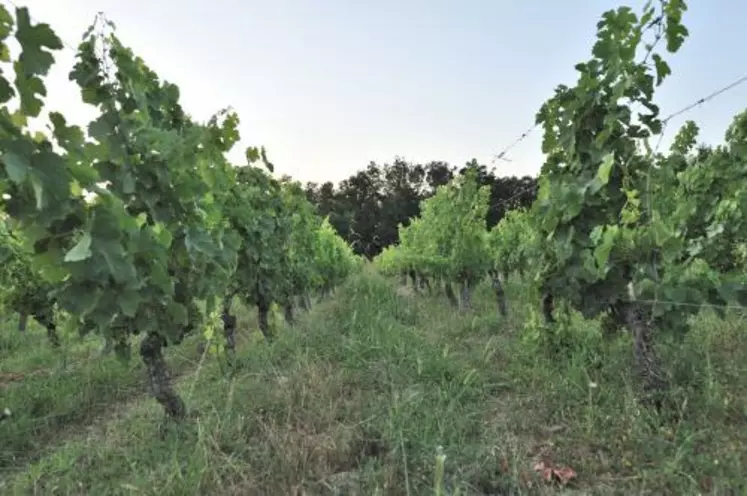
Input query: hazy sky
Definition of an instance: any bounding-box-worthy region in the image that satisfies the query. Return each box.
[15,0,747,184]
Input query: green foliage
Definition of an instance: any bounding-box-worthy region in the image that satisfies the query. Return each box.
[223,167,358,314]
[531,0,745,335]
[313,217,358,291]
[0,6,359,417]
[532,1,682,320]
[65,18,240,343]
[378,1,744,373]
[0,218,53,321]
[0,6,358,348]
[644,115,747,326]
[486,208,539,279]
[224,164,291,309]
[279,179,324,300]
[374,169,492,285]
[304,159,538,260]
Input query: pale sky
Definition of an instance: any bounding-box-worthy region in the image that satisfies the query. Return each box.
[14,0,747,184]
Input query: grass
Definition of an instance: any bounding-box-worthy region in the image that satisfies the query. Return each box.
[0,270,745,494]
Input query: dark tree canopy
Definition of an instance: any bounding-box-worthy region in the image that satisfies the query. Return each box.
[305,157,538,258]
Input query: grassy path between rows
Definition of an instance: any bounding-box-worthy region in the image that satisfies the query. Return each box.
[1,271,745,494]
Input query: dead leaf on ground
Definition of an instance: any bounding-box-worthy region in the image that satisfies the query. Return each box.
[543,423,567,434]
[0,372,24,388]
[533,460,577,485]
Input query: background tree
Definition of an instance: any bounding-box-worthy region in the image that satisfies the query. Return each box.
[304,158,537,258]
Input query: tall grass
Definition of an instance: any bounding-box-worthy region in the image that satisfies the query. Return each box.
[0,271,744,494]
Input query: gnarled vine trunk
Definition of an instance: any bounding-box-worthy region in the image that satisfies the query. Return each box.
[257,295,272,340]
[283,301,295,326]
[34,307,60,348]
[458,280,475,312]
[298,293,312,311]
[444,281,458,307]
[490,272,508,317]
[621,301,668,410]
[221,294,237,353]
[541,291,555,324]
[409,269,418,292]
[419,274,431,293]
[17,313,27,332]
[101,337,113,355]
[319,286,333,300]
[18,306,60,348]
[140,332,186,419]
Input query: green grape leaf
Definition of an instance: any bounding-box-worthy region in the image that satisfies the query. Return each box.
[596,153,614,185]
[2,149,30,183]
[64,231,93,262]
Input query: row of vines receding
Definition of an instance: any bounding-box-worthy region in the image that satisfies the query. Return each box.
[374,0,746,411]
[0,6,361,419]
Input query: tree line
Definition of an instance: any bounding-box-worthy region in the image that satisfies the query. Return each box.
[303,158,538,258]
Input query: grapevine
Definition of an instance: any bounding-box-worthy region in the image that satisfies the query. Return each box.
[0,6,358,419]
[374,1,746,413]
[0,218,60,345]
[374,169,493,310]
[530,0,745,406]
